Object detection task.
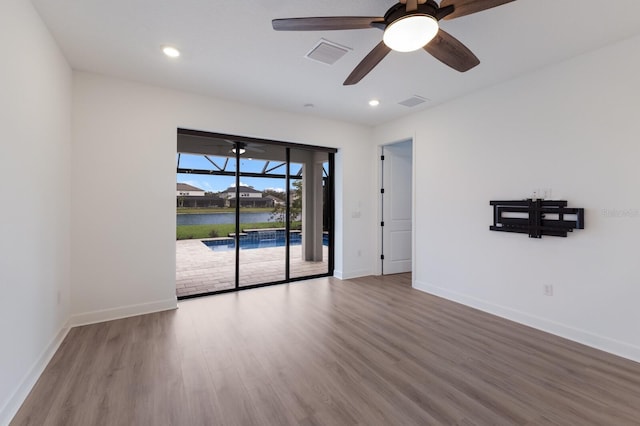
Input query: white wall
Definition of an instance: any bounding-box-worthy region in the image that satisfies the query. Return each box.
[0,0,71,423]
[71,71,375,323]
[374,34,640,362]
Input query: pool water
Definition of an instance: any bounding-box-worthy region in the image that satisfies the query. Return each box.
[203,230,329,252]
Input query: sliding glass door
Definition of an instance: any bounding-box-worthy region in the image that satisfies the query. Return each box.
[176,129,335,299]
[289,148,331,279]
[238,144,287,287]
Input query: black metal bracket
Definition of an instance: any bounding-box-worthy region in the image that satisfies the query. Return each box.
[490,199,584,238]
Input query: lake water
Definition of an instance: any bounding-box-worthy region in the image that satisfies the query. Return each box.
[176,212,274,226]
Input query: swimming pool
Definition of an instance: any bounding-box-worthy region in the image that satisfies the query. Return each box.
[203,230,329,252]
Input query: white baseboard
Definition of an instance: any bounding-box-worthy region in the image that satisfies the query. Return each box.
[334,269,371,280]
[1,298,178,425]
[0,325,70,426]
[69,298,178,327]
[414,280,640,364]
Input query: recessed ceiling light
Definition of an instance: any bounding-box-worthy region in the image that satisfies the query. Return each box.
[369,99,380,107]
[162,46,180,58]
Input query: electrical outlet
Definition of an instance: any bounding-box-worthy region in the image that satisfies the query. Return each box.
[544,284,554,296]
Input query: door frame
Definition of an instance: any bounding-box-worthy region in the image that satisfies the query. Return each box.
[176,128,336,299]
[376,137,416,281]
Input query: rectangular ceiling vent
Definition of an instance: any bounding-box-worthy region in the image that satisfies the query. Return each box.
[399,95,429,108]
[305,39,351,65]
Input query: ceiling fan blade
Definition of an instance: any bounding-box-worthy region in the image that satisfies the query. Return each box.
[272,17,384,31]
[423,29,479,72]
[440,0,515,20]
[343,41,392,86]
[246,143,265,153]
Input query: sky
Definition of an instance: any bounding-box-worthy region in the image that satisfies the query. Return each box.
[176,153,306,193]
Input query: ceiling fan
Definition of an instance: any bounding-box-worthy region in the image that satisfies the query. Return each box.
[272,0,515,85]
[223,140,265,155]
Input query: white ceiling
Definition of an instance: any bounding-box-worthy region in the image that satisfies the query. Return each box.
[32,0,640,126]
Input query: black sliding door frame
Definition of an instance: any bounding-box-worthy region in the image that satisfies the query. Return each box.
[285,148,291,282]
[234,142,241,290]
[177,129,336,300]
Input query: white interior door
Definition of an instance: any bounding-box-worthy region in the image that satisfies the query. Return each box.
[382,141,412,274]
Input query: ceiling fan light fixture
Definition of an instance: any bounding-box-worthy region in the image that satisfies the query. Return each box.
[231,148,246,155]
[383,14,439,53]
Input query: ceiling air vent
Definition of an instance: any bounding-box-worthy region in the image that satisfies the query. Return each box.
[398,95,429,107]
[305,39,351,65]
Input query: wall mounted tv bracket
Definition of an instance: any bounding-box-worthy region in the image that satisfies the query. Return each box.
[490,199,584,238]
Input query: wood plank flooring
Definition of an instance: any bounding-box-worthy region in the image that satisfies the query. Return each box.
[11,274,640,425]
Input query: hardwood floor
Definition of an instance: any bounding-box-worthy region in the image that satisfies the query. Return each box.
[12,274,640,425]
